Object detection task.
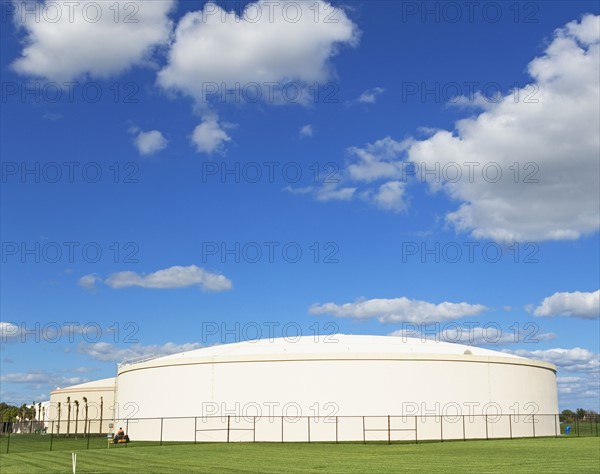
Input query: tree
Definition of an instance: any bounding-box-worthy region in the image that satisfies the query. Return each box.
[74,400,80,436]
[99,396,104,435]
[57,402,61,435]
[83,397,89,436]
[561,409,575,423]
[66,397,71,436]
[0,403,19,422]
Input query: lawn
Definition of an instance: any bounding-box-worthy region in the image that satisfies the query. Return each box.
[0,438,598,473]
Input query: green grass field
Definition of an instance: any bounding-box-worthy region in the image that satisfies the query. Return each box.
[0,438,598,473]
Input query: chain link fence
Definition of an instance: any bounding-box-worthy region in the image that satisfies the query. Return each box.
[1,414,598,454]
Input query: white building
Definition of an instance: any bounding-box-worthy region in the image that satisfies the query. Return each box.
[48,378,115,435]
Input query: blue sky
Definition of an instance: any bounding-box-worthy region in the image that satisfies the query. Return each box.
[1,1,599,411]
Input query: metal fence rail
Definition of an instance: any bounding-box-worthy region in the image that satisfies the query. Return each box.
[1,414,598,454]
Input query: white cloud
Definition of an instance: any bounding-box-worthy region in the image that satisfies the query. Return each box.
[78,273,102,290]
[346,137,412,183]
[156,1,357,154]
[309,297,487,324]
[0,370,88,388]
[557,375,600,404]
[103,265,232,292]
[504,347,599,373]
[78,341,203,362]
[300,15,600,242]
[191,118,232,154]
[157,1,359,102]
[299,124,314,138]
[0,322,21,341]
[533,290,599,319]
[12,0,175,81]
[282,185,314,195]
[406,14,600,242]
[134,130,168,156]
[370,180,408,212]
[354,86,385,104]
[314,183,356,202]
[296,137,412,208]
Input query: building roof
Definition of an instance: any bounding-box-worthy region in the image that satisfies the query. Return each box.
[51,377,115,394]
[157,334,521,360]
[117,335,555,374]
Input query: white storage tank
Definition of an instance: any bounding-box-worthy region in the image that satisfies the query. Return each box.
[114,335,558,442]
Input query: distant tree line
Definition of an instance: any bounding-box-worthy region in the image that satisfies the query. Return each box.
[561,408,599,421]
[0,402,37,422]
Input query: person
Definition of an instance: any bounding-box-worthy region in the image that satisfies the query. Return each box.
[113,427,126,443]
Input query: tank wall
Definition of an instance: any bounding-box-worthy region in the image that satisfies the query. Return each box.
[115,358,558,441]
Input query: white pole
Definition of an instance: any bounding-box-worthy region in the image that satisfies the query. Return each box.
[72,452,77,473]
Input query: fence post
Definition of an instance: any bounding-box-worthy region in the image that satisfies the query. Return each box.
[485,415,488,440]
[253,416,256,443]
[555,414,558,438]
[362,416,366,445]
[281,416,283,443]
[160,418,164,446]
[227,415,231,443]
[440,415,443,442]
[307,417,310,443]
[194,417,197,444]
[415,416,418,444]
[5,429,9,454]
[86,419,90,450]
[335,416,338,444]
[462,415,466,441]
[126,419,129,447]
[509,414,512,439]
[388,415,391,445]
[576,415,580,437]
[50,421,54,451]
[532,414,536,438]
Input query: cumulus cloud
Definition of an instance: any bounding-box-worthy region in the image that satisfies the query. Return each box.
[78,273,102,290]
[309,297,487,324]
[157,1,358,154]
[299,15,600,242]
[0,322,21,341]
[314,183,356,202]
[289,137,411,209]
[504,347,599,373]
[299,124,314,138]
[406,14,600,242]
[370,180,408,212]
[12,0,175,81]
[0,370,88,388]
[532,290,599,319]
[103,265,232,292]
[133,130,168,156]
[191,118,231,154]
[557,375,600,406]
[346,137,412,183]
[78,341,204,362]
[157,1,359,102]
[352,86,385,104]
